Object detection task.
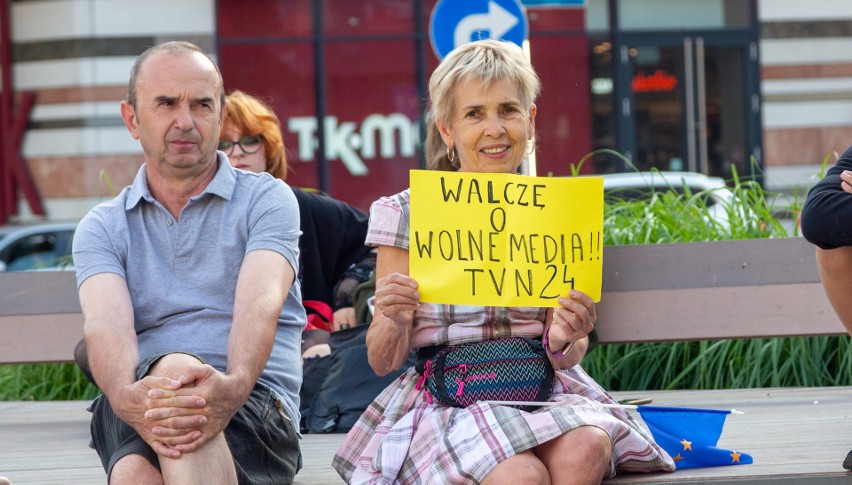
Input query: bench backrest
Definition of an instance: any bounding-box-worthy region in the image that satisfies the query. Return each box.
[0,238,846,364]
[1,271,83,364]
[596,237,844,343]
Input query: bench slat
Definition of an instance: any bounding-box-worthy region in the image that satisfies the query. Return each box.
[0,313,83,364]
[602,238,821,291]
[596,282,845,343]
[0,271,80,315]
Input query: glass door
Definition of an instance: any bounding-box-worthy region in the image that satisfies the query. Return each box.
[629,42,685,172]
[619,32,758,179]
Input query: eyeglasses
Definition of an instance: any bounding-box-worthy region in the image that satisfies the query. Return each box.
[218,135,263,155]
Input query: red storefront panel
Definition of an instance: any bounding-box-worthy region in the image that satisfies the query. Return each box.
[217,0,313,38]
[321,0,418,36]
[529,32,594,176]
[217,0,593,211]
[321,38,422,209]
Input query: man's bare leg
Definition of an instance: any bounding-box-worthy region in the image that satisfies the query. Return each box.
[149,353,238,485]
[815,247,852,470]
[110,453,163,485]
[815,247,852,335]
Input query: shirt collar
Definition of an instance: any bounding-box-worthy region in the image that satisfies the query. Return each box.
[124,152,236,211]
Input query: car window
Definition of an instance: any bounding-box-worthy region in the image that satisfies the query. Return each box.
[0,231,73,271]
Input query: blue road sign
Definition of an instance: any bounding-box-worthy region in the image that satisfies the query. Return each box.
[522,0,586,6]
[429,0,528,60]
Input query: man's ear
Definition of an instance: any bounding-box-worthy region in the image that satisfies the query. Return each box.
[120,101,141,140]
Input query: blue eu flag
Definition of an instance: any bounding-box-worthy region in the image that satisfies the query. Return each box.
[637,406,753,469]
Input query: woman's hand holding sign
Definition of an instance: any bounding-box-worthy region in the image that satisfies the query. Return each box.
[545,289,597,369]
[375,272,421,327]
[366,245,421,376]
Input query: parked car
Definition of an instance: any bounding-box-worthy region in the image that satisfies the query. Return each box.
[0,222,77,272]
[600,171,737,225]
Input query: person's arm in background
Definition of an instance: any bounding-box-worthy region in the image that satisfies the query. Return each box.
[325,196,372,328]
[815,246,852,334]
[331,250,376,329]
[294,189,373,329]
[365,245,419,376]
[801,145,852,335]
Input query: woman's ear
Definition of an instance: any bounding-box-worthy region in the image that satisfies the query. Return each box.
[528,103,537,140]
[435,118,454,147]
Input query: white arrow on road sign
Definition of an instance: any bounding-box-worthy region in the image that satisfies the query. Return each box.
[454,1,520,50]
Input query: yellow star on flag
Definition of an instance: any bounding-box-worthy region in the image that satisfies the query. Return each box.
[730,451,742,463]
[673,453,683,462]
[680,439,692,451]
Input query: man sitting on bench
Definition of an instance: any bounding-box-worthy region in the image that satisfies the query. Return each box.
[801,145,852,471]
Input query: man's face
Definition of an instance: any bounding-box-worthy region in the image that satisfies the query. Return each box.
[121,51,223,175]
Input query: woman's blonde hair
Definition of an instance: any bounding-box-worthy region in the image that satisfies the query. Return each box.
[428,39,541,129]
[222,90,288,180]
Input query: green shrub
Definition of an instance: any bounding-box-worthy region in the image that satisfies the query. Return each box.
[0,363,99,401]
[583,164,850,391]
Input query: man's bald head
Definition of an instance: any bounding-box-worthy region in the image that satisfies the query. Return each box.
[127,41,225,109]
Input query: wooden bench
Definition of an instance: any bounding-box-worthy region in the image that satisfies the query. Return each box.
[1,237,850,484]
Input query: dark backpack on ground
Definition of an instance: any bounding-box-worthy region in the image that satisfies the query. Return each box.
[302,324,414,433]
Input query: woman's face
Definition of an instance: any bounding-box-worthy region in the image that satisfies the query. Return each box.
[220,123,267,174]
[437,76,536,174]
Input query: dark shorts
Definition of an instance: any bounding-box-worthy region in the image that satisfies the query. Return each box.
[89,352,301,484]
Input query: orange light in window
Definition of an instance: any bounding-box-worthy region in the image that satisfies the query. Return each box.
[632,70,678,93]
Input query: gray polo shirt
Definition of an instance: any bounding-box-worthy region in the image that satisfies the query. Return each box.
[73,154,305,424]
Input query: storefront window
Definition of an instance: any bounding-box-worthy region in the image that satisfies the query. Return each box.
[589,37,619,173]
[586,0,759,178]
[586,0,753,32]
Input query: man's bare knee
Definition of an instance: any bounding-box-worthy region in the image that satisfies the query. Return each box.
[110,454,163,485]
[148,353,203,380]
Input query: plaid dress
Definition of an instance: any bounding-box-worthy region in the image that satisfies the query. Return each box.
[332,189,675,484]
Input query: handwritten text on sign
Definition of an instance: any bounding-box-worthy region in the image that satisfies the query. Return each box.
[409,170,603,307]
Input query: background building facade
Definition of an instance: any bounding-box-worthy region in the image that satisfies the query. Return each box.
[1,0,850,223]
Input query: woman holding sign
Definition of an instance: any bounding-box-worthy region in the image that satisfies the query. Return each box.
[333,40,675,484]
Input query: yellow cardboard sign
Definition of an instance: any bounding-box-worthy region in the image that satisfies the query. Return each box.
[409,170,603,307]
